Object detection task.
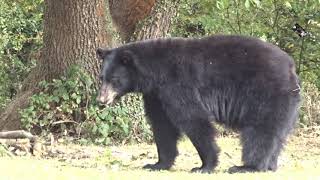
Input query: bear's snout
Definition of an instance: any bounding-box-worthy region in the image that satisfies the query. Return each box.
[97,84,118,105]
[96,95,107,104]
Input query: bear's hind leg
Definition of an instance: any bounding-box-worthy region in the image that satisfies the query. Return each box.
[143,94,181,171]
[268,142,283,171]
[268,103,299,171]
[229,126,279,173]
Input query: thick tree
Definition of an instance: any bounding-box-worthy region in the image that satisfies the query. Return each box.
[0,0,109,130]
[109,0,179,42]
[0,0,179,130]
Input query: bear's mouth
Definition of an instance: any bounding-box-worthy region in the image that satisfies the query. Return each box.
[97,84,119,105]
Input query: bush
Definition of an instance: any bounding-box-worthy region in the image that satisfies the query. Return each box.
[20,66,152,145]
[173,0,320,128]
[0,0,43,109]
[173,0,320,86]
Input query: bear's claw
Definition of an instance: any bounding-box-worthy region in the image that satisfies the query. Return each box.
[191,166,213,174]
[143,162,171,171]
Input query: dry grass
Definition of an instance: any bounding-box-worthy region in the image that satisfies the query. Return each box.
[300,82,320,126]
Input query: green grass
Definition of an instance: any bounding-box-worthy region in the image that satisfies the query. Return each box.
[0,136,320,180]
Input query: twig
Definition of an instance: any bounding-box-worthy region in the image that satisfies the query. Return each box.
[225,6,238,33]
[51,120,79,125]
[272,0,279,31]
[233,0,242,34]
[297,22,309,75]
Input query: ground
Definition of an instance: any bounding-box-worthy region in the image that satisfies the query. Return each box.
[0,135,320,179]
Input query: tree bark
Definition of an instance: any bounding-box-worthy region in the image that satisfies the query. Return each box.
[109,0,179,42]
[0,0,109,130]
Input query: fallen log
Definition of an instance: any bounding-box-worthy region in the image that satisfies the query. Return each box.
[0,130,35,141]
[0,130,41,156]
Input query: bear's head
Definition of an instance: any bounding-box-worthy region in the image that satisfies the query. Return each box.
[96,47,136,105]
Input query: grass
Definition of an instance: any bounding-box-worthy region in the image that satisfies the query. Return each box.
[0,136,320,180]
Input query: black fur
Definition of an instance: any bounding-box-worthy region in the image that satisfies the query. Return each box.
[96,35,301,173]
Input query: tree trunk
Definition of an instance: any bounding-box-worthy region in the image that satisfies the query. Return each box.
[109,0,179,42]
[0,0,109,130]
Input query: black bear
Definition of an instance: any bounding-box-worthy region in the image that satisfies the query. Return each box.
[96,35,301,173]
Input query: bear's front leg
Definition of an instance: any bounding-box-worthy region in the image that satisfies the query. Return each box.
[142,94,181,171]
[158,88,220,173]
[185,119,220,174]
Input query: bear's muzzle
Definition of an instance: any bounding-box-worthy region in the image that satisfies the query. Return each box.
[97,84,118,105]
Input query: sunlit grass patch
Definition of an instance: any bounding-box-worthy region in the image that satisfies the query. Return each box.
[0,136,319,180]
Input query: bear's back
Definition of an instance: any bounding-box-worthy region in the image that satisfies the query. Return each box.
[126,35,292,67]
[122,35,298,92]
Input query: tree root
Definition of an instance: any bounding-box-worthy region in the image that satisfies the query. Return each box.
[0,90,34,131]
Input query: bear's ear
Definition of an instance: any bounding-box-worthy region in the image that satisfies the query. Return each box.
[96,48,111,60]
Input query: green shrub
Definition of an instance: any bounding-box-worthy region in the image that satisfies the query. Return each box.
[20,66,152,145]
[0,0,43,108]
[173,0,320,128]
[173,0,320,87]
